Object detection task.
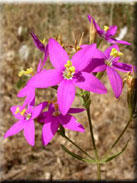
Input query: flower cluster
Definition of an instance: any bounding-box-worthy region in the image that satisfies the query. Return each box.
[4,14,134,146]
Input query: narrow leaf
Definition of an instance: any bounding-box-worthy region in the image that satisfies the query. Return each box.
[61,144,85,161]
[61,144,98,164]
[102,140,129,163]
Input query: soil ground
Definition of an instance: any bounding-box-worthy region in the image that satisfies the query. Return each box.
[0,3,136,181]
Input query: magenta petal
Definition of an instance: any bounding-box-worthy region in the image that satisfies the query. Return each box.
[59,115,85,133]
[32,102,48,119]
[106,66,123,98]
[106,25,117,37]
[31,32,45,52]
[112,62,132,72]
[41,44,49,70]
[116,39,131,46]
[57,79,75,115]
[24,120,35,146]
[84,49,106,73]
[48,38,69,70]
[10,106,24,120]
[27,69,63,88]
[68,108,85,114]
[38,111,51,123]
[17,86,30,97]
[74,72,107,94]
[42,118,59,146]
[4,120,25,138]
[71,44,96,72]
[37,59,42,73]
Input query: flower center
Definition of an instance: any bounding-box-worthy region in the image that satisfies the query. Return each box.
[15,107,32,120]
[48,99,60,117]
[63,60,75,79]
[103,25,109,31]
[105,48,123,66]
[18,68,34,77]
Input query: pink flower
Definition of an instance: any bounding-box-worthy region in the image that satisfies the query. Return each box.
[27,38,107,115]
[88,15,131,45]
[38,101,85,146]
[4,102,47,146]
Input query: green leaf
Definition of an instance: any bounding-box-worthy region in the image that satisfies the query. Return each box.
[61,144,85,161]
[102,140,129,163]
[61,144,98,164]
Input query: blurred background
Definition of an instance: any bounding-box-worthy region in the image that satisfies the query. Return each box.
[0,3,136,180]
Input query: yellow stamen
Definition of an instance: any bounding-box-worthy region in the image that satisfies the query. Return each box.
[64,60,75,79]
[104,25,109,31]
[65,60,72,68]
[15,107,20,114]
[18,68,34,77]
[18,70,25,77]
[40,38,46,45]
[110,48,123,58]
[20,109,26,116]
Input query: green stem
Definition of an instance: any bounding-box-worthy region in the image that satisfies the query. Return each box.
[63,135,95,160]
[97,163,101,180]
[103,115,133,158]
[86,105,101,180]
[86,107,98,158]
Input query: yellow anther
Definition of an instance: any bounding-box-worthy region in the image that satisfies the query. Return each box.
[20,109,26,116]
[110,48,123,58]
[69,66,75,72]
[18,70,25,77]
[41,38,46,45]
[104,25,109,31]
[18,68,34,77]
[63,60,75,79]
[15,107,20,114]
[65,60,72,68]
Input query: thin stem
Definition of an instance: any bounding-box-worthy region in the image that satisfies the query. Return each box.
[63,135,95,160]
[97,163,101,180]
[86,105,101,180]
[103,115,133,158]
[86,107,98,158]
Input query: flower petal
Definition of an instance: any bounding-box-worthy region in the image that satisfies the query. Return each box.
[32,102,48,119]
[57,79,75,115]
[10,106,24,120]
[106,25,117,37]
[106,66,123,98]
[24,119,35,146]
[116,39,131,45]
[71,44,96,72]
[48,38,69,70]
[89,15,103,35]
[31,32,45,52]
[84,48,106,73]
[27,69,63,88]
[37,111,51,123]
[42,117,59,146]
[68,108,85,114]
[112,62,132,72]
[59,115,85,132]
[73,72,107,94]
[4,120,25,138]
